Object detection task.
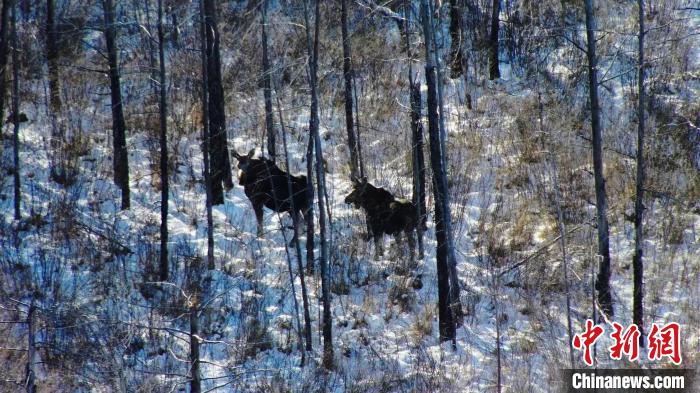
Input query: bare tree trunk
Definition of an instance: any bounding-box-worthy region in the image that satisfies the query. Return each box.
[583,0,613,317]
[421,0,455,343]
[0,0,10,126]
[488,0,500,79]
[633,0,645,344]
[102,0,130,210]
[157,0,169,281]
[200,0,214,270]
[403,1,426,259]
[275,89,313,353]
[449,0,464,78]
[46,0,61,113]
[203,0,232,205]
[25,298,36,393]
[551,158,576,367]
[189,301,201,393]
[12,0,19,221]
[304,0,333,369]
[261,0,275,162]
[340,0,360,179]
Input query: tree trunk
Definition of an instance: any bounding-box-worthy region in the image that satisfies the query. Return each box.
[421,0,455,343]
[583,0,613,317]
[46,0,61,113]
[0,0,10,127]
[261,0,275,162]
[404,0,426,259]
[488,0,500,80]
[276,90,313,352]
[12,0,20,221]
[410,84,427,259]
[102,0,130,210]
[189,302,201,393]
[25,298,36,393]
[633,0,645,344]
[200,0,215,270]
[340,0,360,179]
[203,0,232,205]
[449,0,464,78]
[157,0,169,281]
[304,0,333,369]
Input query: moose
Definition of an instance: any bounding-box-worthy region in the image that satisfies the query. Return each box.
[345,176,421,260]
[232,149,311,237]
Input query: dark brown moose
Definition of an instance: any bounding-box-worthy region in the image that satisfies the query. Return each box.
[345,176,420,260]
[232,149,310,237]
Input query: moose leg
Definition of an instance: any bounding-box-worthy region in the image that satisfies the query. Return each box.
[416,226,425,260]
[374,234,384,260]
[254,204,264,237]
[406,229,416,263]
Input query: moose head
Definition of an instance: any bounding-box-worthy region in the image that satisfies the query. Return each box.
[344,176,369,208]
[231,148,256,173]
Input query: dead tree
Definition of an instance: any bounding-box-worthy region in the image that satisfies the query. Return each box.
[583,0,613,317]
[157,0,169,281]
[102,0,130,210]
[261,0,275,162]
[340,0,361,179]
[633,0,645,343]
[203,0,232,205]
[488,0,500,79]
[303,0,333,369]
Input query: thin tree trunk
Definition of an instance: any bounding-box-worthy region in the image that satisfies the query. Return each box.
[203,0,232,205]
[102,0,130,210]
[46,0,61,113]
[305,135,315,277]
[304,0,333,369]
[551,158,576,367]
[449,0,464,78]
[261,0,275,162]
[583,0,613,317]
[633,0,645,345]
[425,0,463,327]
[404,0,426,259]
[25,298,36,393]
[488,0,500,79]
[189,302,201,393]
[340,0,360,179]
[200,0,214,270]
[12,0,19,221]
[421,0,455,343]
[275,88,313,352]
[157,0,169,281]
[0,0,10,127]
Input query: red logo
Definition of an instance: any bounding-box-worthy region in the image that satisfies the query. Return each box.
[648,322,682,365]
[573,319,604,366]
[609,322,640,361]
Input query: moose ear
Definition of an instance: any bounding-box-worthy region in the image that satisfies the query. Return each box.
[232,150,242,160]
[350,175,360,185]
[247,148,255,158]
[360,176,368,184]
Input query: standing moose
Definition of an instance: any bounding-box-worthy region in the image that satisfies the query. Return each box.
[232,149,311,237]
[345,176,421,260]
